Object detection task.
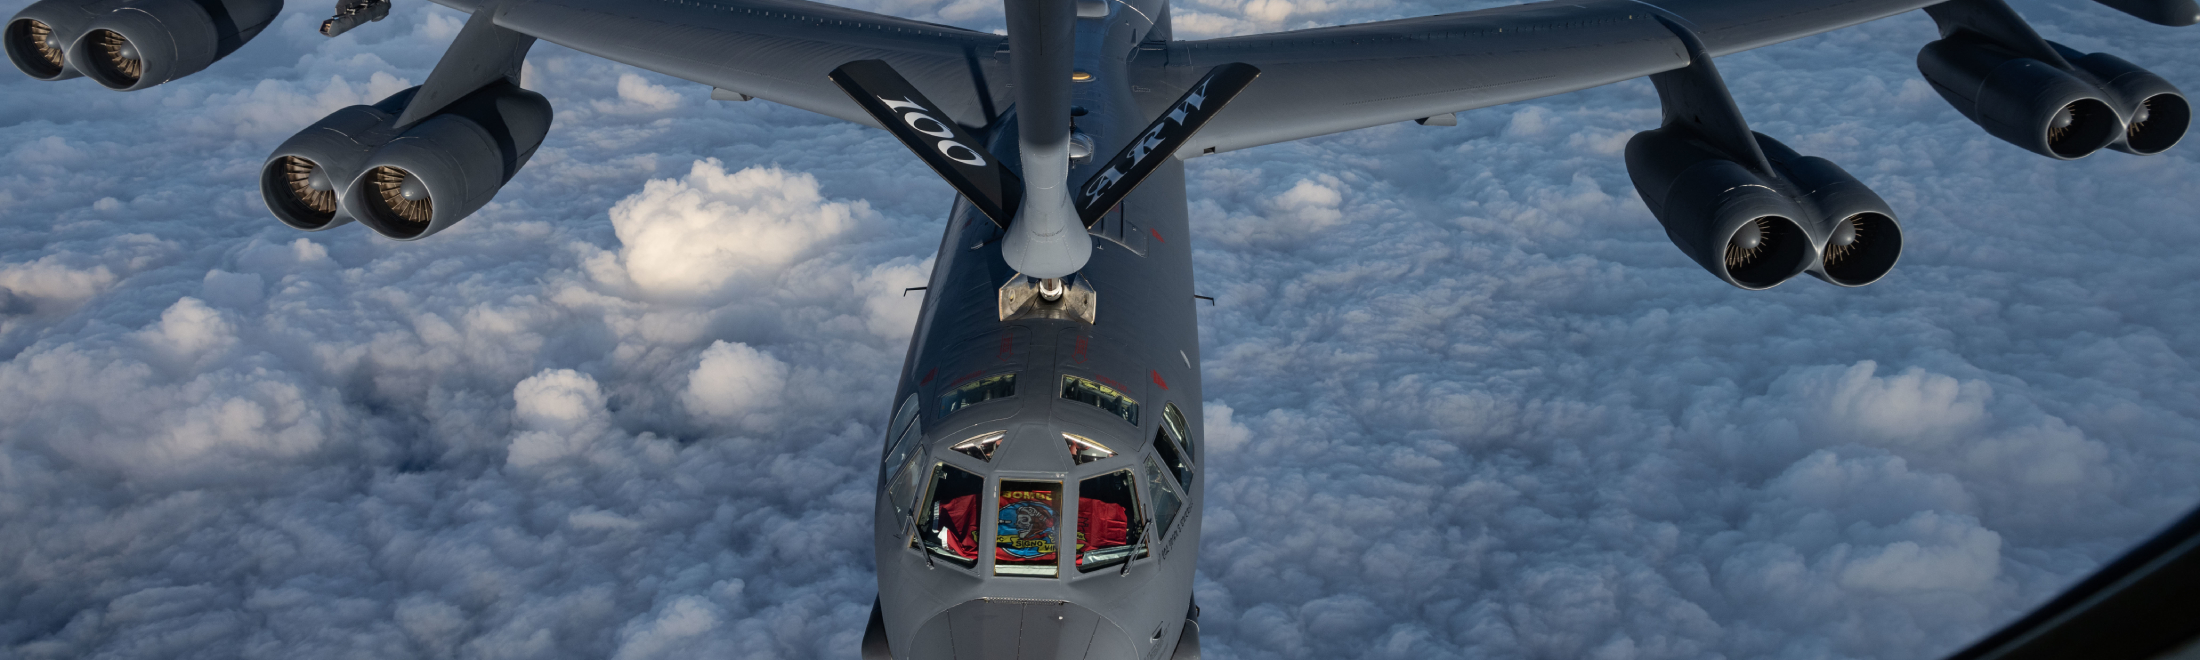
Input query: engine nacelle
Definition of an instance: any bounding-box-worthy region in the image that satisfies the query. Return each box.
[339,81,552,240]
[1755,136,1904,287]
[5,0,125,80]
[1628,129,1905,289]
[2057,46,2191,155]
[1919,35,2125,160]
[1626,128,1815,290]
[60,0,281,91]
[259,87,418,231]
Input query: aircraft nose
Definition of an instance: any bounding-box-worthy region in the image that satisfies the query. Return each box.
[906,598,1136,659]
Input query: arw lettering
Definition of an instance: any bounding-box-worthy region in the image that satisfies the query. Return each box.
[1080,79,1213,203]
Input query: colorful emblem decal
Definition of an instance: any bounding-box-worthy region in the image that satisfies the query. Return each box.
[996,489,1059,561]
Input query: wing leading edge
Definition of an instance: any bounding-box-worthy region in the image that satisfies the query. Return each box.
[429,0,1010,129]
[434,0,1946,153]
[433,0,1942,148]
[1170,0,1945,157]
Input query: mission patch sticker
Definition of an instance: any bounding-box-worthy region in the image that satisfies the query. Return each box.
[995,489,1059,561]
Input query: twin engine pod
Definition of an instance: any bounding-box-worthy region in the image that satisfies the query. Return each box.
[5,0,281,88]
[260,82,553,239]
[1627,130,1903,290]
[1919,34,2189,159]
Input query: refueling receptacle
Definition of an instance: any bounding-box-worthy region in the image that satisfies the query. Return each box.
[1001,274,1096,323]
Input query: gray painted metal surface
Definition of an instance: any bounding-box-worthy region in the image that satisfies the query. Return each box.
[17,0,2196,656]
[447,0,1945,155]
[321,1,2161,657]
[393,8,533,128]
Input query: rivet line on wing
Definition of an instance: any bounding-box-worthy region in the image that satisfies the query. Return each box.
[1624,0,1702,32]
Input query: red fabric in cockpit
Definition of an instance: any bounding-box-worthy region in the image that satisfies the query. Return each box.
[1078,498,1129,550]
[939,494,980,558]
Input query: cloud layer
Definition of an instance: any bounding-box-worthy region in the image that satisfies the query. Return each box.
[1,1,2196,659]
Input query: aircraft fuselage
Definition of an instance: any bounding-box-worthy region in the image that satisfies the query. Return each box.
[868,1,1211,658]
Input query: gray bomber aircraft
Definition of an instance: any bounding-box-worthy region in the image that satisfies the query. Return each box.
[9,0,2200,657]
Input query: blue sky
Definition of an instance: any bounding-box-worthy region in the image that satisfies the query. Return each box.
[1,0,2196,658]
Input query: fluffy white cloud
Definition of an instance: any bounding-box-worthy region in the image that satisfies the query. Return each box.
[508,368,613,468]
[591,72,685,114]
[605,160,874,299]
[0,0,2196,658]
[0,252,116,307]
[682,340,789,429]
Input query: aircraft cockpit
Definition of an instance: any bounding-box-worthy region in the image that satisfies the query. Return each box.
[876,368,1200,581]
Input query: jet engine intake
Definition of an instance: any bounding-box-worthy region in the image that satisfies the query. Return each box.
[1626,128,1815,290]
[259,87,419,231]
[1755,136,1904,287]
[5,0,126,80]
[61,0,280,91]
[1918,34,2124,159]
[341,81,552,240]
[4,16,72,80]
[2057,46,2191,155]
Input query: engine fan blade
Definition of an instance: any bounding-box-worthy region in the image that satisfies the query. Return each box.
[21,19,65,74]
[278,156,338,214]
[1725,218,1771,271]
[2126,94,2193,154]
[87,29,141,85]
[366,165,433,228]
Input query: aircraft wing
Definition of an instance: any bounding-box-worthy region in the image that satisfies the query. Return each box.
[429,0,1010,128]
[1170,0,1944,157]
[1942,502,2200,660]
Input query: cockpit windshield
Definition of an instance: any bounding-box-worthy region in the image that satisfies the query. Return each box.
[1077,469,1144,571]
[1061,375,1138,426]
[917,463,985,567]
[995,480,1062,577]
[1144,456,1185,539]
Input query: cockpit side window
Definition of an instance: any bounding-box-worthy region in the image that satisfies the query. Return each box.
[1163,403,1193,455]
[1151,427,1193,489]
[1144,456,1185,540]
[880,394,922,486]
[887,394,920,448]
[1076,470,1146,572]
[1061,375,1139,426]
[995,480,1063,577]
[940,374,1016,419]
[885,445,927,529]
[916,464,985,567]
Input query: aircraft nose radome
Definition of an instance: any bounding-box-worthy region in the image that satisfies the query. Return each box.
[907,598,1137,660]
